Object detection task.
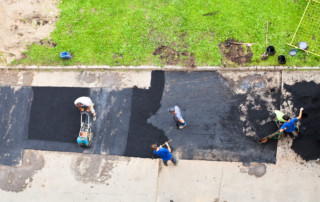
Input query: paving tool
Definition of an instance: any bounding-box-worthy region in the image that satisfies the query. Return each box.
[261,20,269,60]
[258,110,286,144]
[257,110,302,144]
[257,110,285,144]
[160,139,172,147]
[77,111,93,147]
[228,42,257,47]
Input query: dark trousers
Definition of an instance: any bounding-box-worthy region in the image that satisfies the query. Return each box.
[163,156,177,166]
[283,128,299,139]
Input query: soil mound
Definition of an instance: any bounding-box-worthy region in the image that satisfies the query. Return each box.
[219,39,253,66]
[153,45,196,68]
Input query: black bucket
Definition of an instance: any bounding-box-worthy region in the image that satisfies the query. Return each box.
[267,46,276,56]
[278,55,286,64]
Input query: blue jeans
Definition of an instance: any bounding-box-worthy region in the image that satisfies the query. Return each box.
[175,120,186,129]
[163,156,177,166]
[178,121,186,126]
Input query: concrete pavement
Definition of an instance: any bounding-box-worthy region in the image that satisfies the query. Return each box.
[0,143,319,202]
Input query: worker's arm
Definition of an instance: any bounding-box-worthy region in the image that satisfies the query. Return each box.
[165,142,171,153]
[280,124,287,133]
[297,107,304,120]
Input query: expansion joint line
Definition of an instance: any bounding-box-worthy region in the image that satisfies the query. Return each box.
[217,166,223,200]
[154,160,161,202]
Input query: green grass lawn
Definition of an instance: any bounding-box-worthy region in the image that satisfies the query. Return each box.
[13,0,320,67]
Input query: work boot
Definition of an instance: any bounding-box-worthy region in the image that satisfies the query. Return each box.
[179,124,187,130]
[289,133,295,140]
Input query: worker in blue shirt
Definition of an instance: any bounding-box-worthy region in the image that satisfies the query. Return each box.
[280,107,304,139]
[151,142,177,166]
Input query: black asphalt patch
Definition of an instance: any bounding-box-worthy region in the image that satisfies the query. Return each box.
[26,87,133,156]
[28,87,89,143]
[284,81,320,161]
[0,71,291,165]
[246,95,280,139]
[0,86,133,165]
[89,88,133,155]
[0,86,32,166]
[148,72,278,163]
[124,71,167,158]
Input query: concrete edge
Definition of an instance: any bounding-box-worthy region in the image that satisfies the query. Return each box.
[0,65,319,71]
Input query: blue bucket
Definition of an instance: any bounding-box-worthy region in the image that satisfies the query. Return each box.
[60,51,72,59]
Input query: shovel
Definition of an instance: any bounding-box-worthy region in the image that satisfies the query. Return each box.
[261,20,269,60]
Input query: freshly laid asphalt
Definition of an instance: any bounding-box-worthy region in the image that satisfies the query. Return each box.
[147,71,279,162]
[285,81,320,160]
[0,70,320,202]
[0,70,319,166]
[28,87,90,143]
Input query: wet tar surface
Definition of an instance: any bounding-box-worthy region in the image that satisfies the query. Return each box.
[284,81,320,161]
[0,71,319,166]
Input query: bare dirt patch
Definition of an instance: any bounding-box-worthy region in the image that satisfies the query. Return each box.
[0,0,60,64]
[219,39,253,66]
[153,45,196,68]
[38,39,57,48]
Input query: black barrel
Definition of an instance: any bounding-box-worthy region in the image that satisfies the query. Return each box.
[278,55,286,64]
[267,46,276,56]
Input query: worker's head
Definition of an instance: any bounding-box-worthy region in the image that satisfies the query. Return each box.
[75,103,82,108]
[169,107,175,114]
[282,115,291,121]
[151,144,158,150]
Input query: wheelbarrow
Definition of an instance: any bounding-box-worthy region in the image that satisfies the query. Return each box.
[77,111,93,147]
